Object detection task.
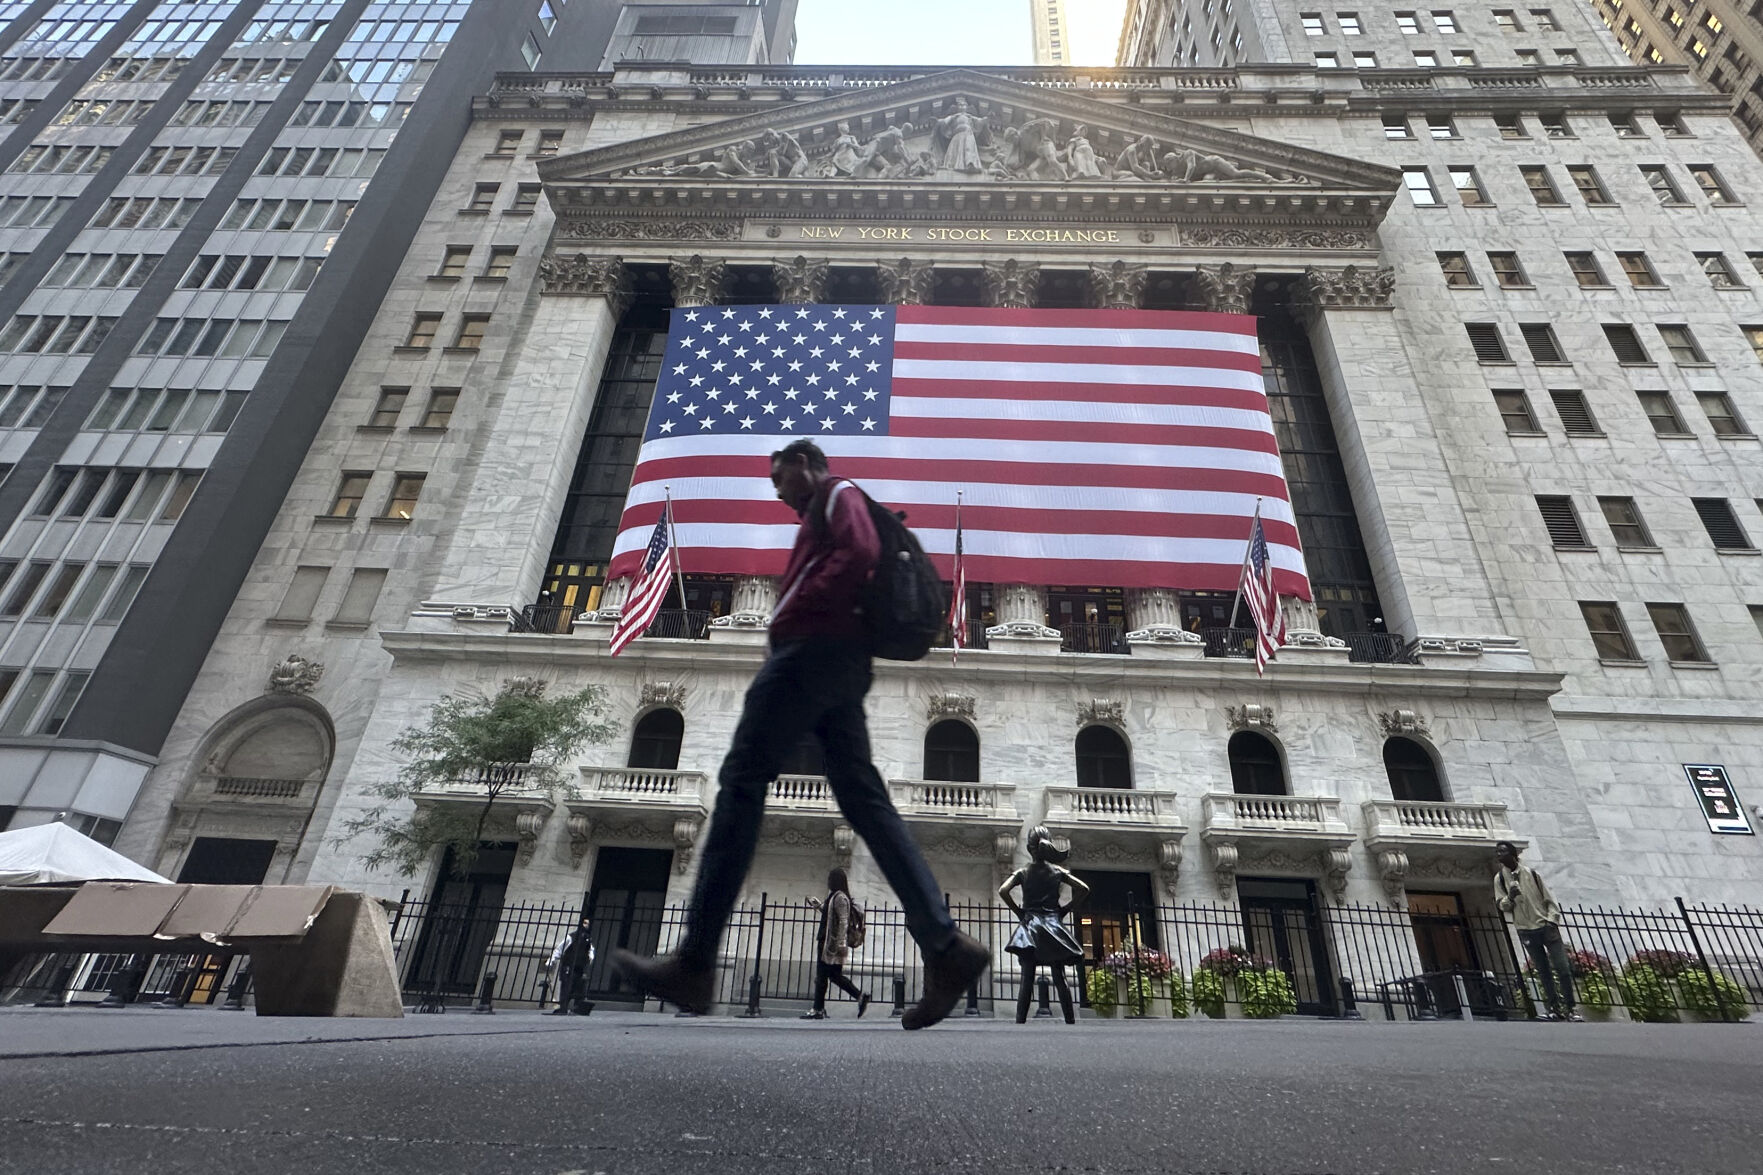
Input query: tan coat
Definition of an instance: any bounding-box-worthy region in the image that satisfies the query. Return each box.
[820,891,851,966]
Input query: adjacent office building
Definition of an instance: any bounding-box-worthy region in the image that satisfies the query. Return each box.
[1587,0,1763,159]
[0,0,794,857]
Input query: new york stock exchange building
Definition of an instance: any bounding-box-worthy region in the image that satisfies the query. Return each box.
[113,51,1763,1015]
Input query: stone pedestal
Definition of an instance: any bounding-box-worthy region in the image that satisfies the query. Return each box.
[709,575,774,644]
[1125,587,1205,658]
[985,583,1061,653]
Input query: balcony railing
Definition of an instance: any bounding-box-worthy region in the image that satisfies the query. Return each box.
[1345,632,1416,664]
[211,776,306,799]
[1201,792,1350,836]
[767,774,838,812]
[888,779,1018,822]
[1060,622,1127,655]
[1201,627,1257,659]
[1042,786,1184,827]
[578,766,708,806]
[1363,799,1515,844]
[418,763,541,797]
[512,604,580,634]
[646,609,712,640]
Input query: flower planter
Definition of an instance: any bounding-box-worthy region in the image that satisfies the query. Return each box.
[1115,978,1172,1019]
[1580,1002,1628,1023]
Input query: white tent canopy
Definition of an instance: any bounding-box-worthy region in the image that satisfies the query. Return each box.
[0,822,170,885]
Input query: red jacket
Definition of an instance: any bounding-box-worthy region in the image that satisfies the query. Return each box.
[770,477,878,646]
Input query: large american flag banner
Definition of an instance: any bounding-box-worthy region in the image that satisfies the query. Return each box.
[607,305,1310,597]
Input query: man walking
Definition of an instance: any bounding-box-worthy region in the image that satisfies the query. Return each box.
[548,913,595,1016]
[1494,841,1580,1021]
[612,439,988,1029]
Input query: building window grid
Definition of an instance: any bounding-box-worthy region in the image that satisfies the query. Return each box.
[1636,390,1689,436]
[1617,252,1663,287]
[1580,601,1641,661]
[1658,325,1707,364]
[1696,253,1743,288]
[1521,166,1564,206]
[1598,497,1655,548]
[1697,392,1748,435]
[1437,252,1476,287]
[1488,252,1528,287]
[382,475,424,521]
[1564,252,1607,287]
[1493,389,1541,434]
[1646,603,1710,663]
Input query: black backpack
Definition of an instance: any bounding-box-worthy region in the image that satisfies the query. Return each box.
[815,484,944,661]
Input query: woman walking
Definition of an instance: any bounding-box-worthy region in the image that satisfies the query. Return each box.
[803,867,872,1019]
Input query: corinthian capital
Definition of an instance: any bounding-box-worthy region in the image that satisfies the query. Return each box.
[1192,263,1256,315]
[1294,264,1397,312]
[669,254,726,307]
[981,258,1040,308]
[1088,261,1147,309]
[539,254,631,315]
[772,255,828,304]
[876,257,935,306]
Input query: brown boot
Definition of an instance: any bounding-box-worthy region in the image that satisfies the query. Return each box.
[609,950,715,1015]
[902,932,989,1031]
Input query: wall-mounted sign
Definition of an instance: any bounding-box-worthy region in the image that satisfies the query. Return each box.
[1684,764,1753,836]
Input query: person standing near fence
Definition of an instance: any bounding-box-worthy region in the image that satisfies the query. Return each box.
[548,914,595,1016]
[802,868,872,1019]
[1494,841,1581,1022]
[999,827,1090,1024]
[612,439,989,1029]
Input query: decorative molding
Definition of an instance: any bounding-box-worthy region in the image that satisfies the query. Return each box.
[993,831,1018,865]
[772,254,828,303]
[1192,262,1256,314]
[1407,853,1498,882]
[566,813,593,867]
[536,254,631,314]
[1285,630,1348,648]
[980,258,1039,308]
[1321,847,1353,898]
[561,218,740,241]
[266,655,323,696]
[1295,264,1397,311]
[1125,625,1204,645]
[1182,226,1372,250]
[673,816,704,875]
[1157,838,1183,881]
[1375,847,1409,905]
[1413,636,1486,656]
[876,257,935,305]
[985,620,1062,640]
[669,254,727,306]
[709,575,774,630]
[1377,709,1430,738]
[926,692,976,721]
[515,810,547,866]
[1088,260,1147,309]
[1226,703,1277,733]
[1076,698,1124,727]
[1209,841,1239,897]
[832,823,855,868]
[640,680,686,709]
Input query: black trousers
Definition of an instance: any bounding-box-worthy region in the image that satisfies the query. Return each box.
[813,961,865,1010]
[678,639,957,966]
[1519,923,1576,1013]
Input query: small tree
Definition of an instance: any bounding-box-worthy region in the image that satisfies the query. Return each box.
[344,676,614,877]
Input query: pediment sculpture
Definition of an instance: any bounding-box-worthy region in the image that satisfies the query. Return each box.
[619,100,1307,187]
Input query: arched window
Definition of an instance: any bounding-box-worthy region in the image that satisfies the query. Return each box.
[1228,731,1287,796]
[627,708,683,770]
[1384,737,1446,802]
[923,720,979,782]
[1075,725,1132,789]
[780,734,824,776]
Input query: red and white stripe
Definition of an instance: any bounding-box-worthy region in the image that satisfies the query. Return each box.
[610,307,1310,598]
[608,543,677,656]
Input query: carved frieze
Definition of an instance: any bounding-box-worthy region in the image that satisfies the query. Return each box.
[1192,262,1256,314]
[673,816,704,874]
[537,254,631,314]
[1295,264,1397,311]
[772,254,828,303]
[640,680,686,710]
[1378,709,1430,738]
[514,810,546,866]
[1076,698,1124,727]
[669,255,727,306]
[1375,847,1409,905]
[267,655,323,696]
[1181,226,1372,250]
[981,258,1039,308]
[561,218,741,241]
[1088,260,1147,309]
[1226,704,1277,733]
[926,692,976,721]
[876,257,935,305]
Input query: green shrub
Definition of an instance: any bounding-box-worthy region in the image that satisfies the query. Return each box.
[1085,966,1117,1016]
[1191,967,1226,1018]
[1619,962,1680,1023]
[1166,970,1189,1019]
[1677,969,1751,1020]
[1238,967,1299,1019]
[1579,969,1613,1012]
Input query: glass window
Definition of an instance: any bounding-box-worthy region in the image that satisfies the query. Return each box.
[1636,390,1687,435]
[511,183,541,212]
[404,313,441,348]
[521,33,540,68]
[96,565,149,623]
[483,247,517,279]
[1658,325,1706,364]
[420,389,458,429]
[1640,165,1686,205]
[1579,601,1639,660]
[1616,252,1661,287]
[384,475,425,520]
[369,388,407,428]
[1427,114,1455,139]
[1688,166,1736,204]
[1564,252,1606,287]
[492,129,522,156]
[1538,111,1572,138]
[1521,165,1563,205]
[0,670,55,735]
[538,0,557,34]
[1302,12,1325,35]
[536,129,564,156]
[331,567,387,625]
[438,246,470,277]
[1598,498,1653,547]
[1488,252,1527,287]
[1437,252,1476,287]
[1494,113,1526,139]
[1382,114,1412,140]
[32,563,84,617]
[0,562,50,615]
[467,183,498,211]
[160,471,200,521]
[1567,166,1610,204]
[330,472,370,518]
[1646,603,1709,663]
[1402,167,1439,206]
[1697,392,1747,435]
[453,314,489,349]
[1493,389,1540,434]
[61,563,117,623]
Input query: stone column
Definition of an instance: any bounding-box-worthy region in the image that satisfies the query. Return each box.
[1088,261,1147,309]
[985,583,1061,652]
[876,257,934,305]
[1292,264,1507,639]
[1124,587,1202,656]
[586,256,727,623]
[709,574,775,645]
[419,255,631,615]
[1192,263,1256,314]
[772,255,827,304]
[980,258,1039,308]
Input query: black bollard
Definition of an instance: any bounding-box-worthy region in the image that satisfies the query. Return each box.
[742,971,763,1017]
[537,975,550,1012]
[97,955,149,1008]
[473,969,498,1014]
[155,963,198,1008]
[220,962,253,1011]
[964,978,981,1016]
[891,976,905,1017]
[1338,977,1364,1020]
[1034,975,1054,1018]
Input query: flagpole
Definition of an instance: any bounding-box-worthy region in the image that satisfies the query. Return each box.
[663,485,689,617]
[1226,497,1263,630]
[950,490,963,666]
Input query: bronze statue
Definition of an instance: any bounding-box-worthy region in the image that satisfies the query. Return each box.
[999,826,1090,1023]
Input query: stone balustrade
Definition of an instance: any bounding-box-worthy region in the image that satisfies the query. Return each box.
[888,779,1018,821]
[578,766,708,806]
[767,773,839,812]
[1041,786,1183,828]
[1362,799,1515,844]
[1201,792,1349,835]
[1199,791,1354,899]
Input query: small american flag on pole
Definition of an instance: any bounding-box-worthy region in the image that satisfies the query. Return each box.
[1239,504,1287,675]
[947,492,967,662]
[608,506,676,656]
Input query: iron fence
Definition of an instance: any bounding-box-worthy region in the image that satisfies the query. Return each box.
[8,894,1760,1023]
[1201,626,1257,659]
[1344,632,1416,664]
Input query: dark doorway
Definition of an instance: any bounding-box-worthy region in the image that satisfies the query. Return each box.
[1071,869,1158,1004]
[1238,877,1334,1016]
[583,846,674,998]
[1075,725,1132,789]
[1409,891,1480,972]
[1384,738,1446,802]
[175,837,277,884]
[1228,731,1287,795]
[923,720,979,782]
[407,841,516,1002]
[628,708,684,770]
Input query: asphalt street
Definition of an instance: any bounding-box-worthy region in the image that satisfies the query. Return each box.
[0,1007,1756,1175]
